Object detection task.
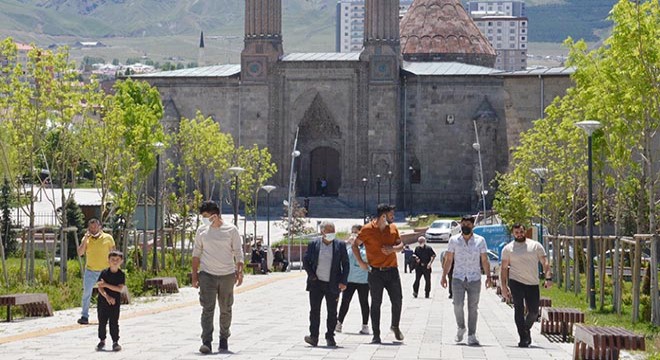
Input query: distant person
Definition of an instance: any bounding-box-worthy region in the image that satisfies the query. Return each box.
[192,201,244,354]
[500,223,552,348]
[251,242,268,274]
[77,218,115,325]
[403,245,414,273]
[412,236,436,298]
[320,177,328,196]
[273,245,288,271]
[303,221,349,347]
[353,204,405,344]
[441,215,491,346]
[336,225,370,335]
[95,250,126,352]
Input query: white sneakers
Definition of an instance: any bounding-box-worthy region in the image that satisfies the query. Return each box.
[467,334,480,346]
[454,327,466,343]
[335,321,342,333]
[360,324,370,335]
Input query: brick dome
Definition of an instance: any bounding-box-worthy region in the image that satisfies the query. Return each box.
[400,0,496,67]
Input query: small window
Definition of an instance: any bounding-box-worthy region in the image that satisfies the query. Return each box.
[521,44,526,48]
[488,21,493,26]
[510,44,515,48]
[497,29,502,34]
[522,22,527,26]
[522,29,526,33]
[521,36,526,41]
[497,21,502,26]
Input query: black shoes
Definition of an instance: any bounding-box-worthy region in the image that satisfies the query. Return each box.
[219,338,228,351]
[304,335,318,347]
[112,343,122,352]
[326,337,337,347]
[370,336,382,344]
[96,341,105,351]
[199,342,212,354]
[413,292,418,298]
[391,326,405,341]
[518,331,532,347]
[425,293,430,298]
[78,317,89,325]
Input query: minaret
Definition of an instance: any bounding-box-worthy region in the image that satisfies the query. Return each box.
[241,0,283,81]
[360,0,400,82]
[198,31,205,67]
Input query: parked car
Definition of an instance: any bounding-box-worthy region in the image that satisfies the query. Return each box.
[425,219,460,243]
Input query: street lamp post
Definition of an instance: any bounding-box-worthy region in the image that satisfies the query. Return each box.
[531,167,549,256]
[472,141,487,221]
[387,170,393,204]
[362,178,368,224]
[376,174,381,204]
[261,185,277,249]
[576,120,601,310]
[227,166,245,226]
[286,139,301,271]
[408,166,414,216]
[152,142,164,273]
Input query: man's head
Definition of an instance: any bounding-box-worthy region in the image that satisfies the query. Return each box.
[108,250,124,268]
[512,224,526,242]
[87,218,102,237]
[417,236,426,246]
[320,220,336,241]
[460,215,475,236]
[376,204,395,224]
[199,201,220,225]
[351,224,362,234]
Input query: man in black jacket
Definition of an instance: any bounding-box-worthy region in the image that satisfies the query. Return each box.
[303,221,349,347]
[412,236,436,298]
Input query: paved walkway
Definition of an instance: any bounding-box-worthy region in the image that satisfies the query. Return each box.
[1,250,576,359]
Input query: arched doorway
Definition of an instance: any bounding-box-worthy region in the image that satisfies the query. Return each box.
[309,147,341,196]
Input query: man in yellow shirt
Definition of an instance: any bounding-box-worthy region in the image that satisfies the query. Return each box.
[77,218,115,325]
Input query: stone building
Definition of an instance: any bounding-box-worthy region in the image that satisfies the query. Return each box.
[135,0,573,216]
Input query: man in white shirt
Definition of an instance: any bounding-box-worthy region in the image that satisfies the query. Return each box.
[500,223,552,348]
[441,215,492,346]
[192,201,244,354]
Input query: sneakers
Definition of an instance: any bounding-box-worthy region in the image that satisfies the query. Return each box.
[219,338,228,351]
[77,316,89,325]
[326,337,337,347]
[467,334,480,346]
[199,342,212,354]
[359,324,370,335]
[304,335,318,347]
[370,336,382,344]
[412,292,418,298]
[95,341,105,351]
[112,343,122,352]
[335,321,342,333]
[454,328,466,343]
[390,326,404,341]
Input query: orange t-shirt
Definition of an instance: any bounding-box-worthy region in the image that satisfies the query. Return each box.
[358,221,400,268]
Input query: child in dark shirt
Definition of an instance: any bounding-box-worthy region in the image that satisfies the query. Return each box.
[96,250,126,352]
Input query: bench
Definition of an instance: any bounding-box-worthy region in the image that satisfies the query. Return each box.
[541,307,585,342]
[539,296,552,320]
[246,263,264,275]
[92,286,131,305]
[144,277,179,295]
[573,324,645,360]
[0,293,54,322]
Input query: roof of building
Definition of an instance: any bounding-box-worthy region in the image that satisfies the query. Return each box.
[400,0,496,59]
[132,64,241,78]
[281,53,361,62]
[402,61,502,75]
[502,66,575,76]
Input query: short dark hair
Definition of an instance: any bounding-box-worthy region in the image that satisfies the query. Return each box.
[461,215,475,223]
[351,224,362,232]
[199,200,220,215]
[511,223,525,230]
[108,250,124,259]
[376,203,395,217]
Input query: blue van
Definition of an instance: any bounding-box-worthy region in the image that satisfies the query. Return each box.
[473,224,513,253]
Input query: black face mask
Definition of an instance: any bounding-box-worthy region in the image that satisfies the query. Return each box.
[461,226,472,235]
[515,236,526,242]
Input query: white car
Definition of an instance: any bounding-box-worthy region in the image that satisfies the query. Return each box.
[425,219,460,243]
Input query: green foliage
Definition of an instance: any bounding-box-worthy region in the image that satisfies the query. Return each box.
[235,144,278,220]
[64,199,85,259]
[1,178,18,255]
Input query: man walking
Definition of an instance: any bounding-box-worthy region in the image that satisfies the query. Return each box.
[353,204,405,344]
[441,215,491,346]
[412,236,436,298]
[303,221,349,347]
[192,201,244,354]
[77,218,115,325]
[500,224,552,347]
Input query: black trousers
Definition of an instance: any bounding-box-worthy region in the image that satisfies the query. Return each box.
[337,282,370,325]
[404,259,414,273]
[368,268,403,337]
[509,279,540,342]
[413,265,431,296]
[98,301,120,342]
[308,280,339,339]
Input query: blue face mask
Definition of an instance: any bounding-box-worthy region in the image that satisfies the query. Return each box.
[325,233,336,241]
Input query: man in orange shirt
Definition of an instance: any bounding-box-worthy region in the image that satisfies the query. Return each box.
[352,204,404,344]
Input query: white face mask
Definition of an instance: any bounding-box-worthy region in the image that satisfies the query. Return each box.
[201,217,212,226]
[325,233,336,241]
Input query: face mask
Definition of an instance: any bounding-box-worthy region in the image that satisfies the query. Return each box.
[515,236,526,242]
[461,226,472,235]
[325,233,336,241]
[201,217,212,226]
[91,232,101,238]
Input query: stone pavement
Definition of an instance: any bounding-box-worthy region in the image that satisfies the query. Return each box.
[0,247,576,360]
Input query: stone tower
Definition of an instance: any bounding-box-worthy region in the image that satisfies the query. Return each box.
[241,0,283,82]
[360,0,400,80]
[198,31,205,67]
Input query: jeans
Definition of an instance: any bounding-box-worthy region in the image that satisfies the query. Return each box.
[452,278,481,335]
[199,271,235,343]
[82,269,101,319]
[337,283,369,325]
[509,279,540,342]
[368,268,403,337]
[413,265,431,296]
[98,300,120,342]
[308,280,339,339]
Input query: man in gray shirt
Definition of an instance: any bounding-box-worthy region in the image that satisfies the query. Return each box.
[303,221,349,347]
[192,201,244,354]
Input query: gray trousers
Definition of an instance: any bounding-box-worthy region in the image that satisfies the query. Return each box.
[452,278,481,336]
[199,271,235,343]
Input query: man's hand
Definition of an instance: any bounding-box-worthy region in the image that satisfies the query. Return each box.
[441,276,448,288]
[381,245,395,255]
[485,277,493,289]
[235,272,243,286]
[105,295,115,305]
[544,279,553,289]
[427,264,432,269]
[192,276,199,289]
[358,262,369,270]
[339,283,347,291]
[501,286,511,302]
[97,279,105,288]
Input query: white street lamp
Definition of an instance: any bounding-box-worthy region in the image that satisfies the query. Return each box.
[227,166,245,226]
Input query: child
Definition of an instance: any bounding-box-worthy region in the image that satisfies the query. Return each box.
[96,250,126,352]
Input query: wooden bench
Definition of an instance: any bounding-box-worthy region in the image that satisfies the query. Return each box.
[539,296,552,320]
[573,324,645,360]
[246,263,263,275]
[541,307,585,342]
[0,293,54,322]
[144,277,179,295]
[92,286,131,305]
